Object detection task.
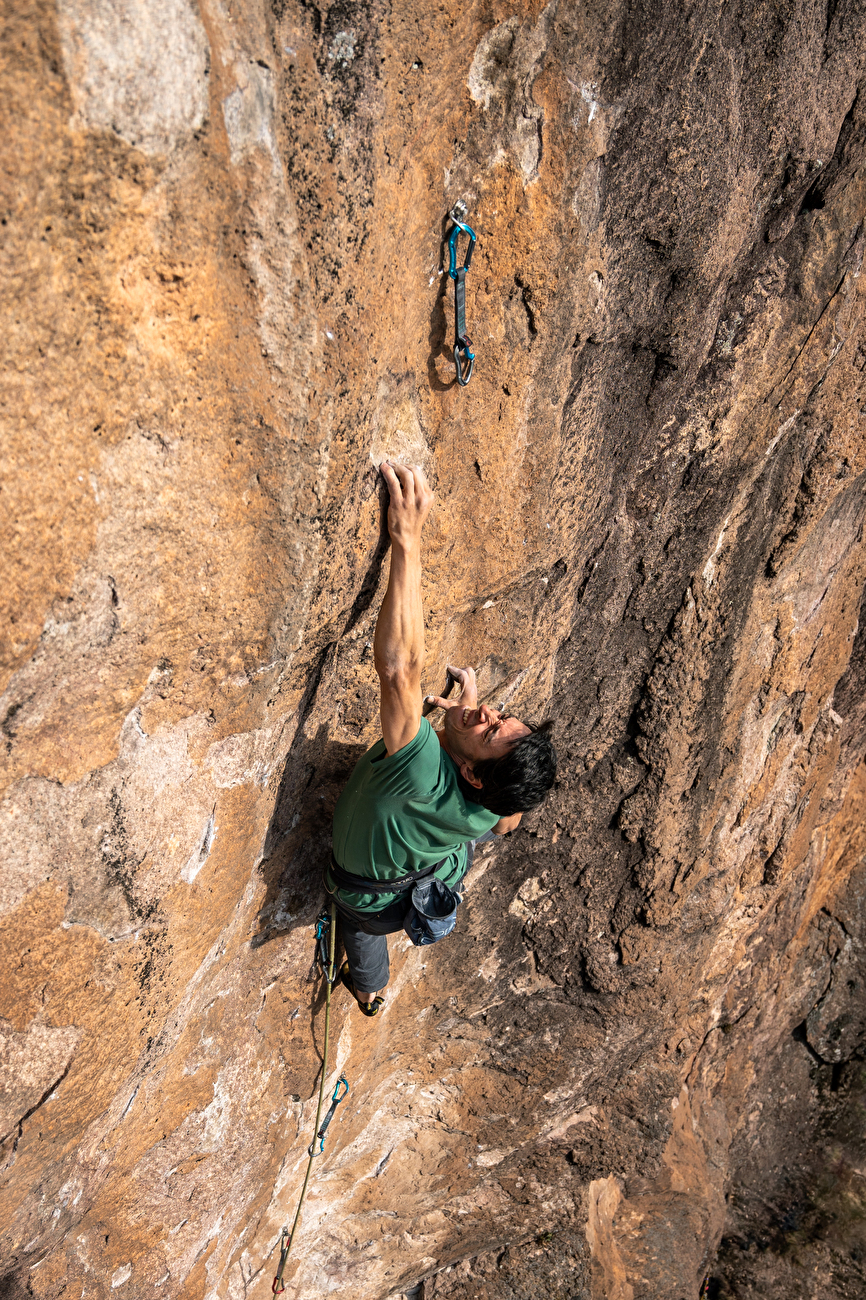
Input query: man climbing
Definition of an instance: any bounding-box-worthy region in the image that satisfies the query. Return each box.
[326,461,557,1015]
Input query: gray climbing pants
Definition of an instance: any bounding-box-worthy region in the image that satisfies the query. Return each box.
[330,832,496,997]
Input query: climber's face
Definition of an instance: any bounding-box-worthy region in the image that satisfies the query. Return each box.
[441,702,530,769]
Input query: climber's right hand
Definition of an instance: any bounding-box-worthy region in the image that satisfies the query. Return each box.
[380,461,433,551]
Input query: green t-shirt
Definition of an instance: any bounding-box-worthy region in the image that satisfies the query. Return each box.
[329,717,499,912]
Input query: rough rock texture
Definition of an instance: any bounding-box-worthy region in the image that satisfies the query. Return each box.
[1,1,865,1297]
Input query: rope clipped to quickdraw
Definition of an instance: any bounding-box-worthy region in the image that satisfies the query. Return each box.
[446,203,477,387]
[273,902,348,1295]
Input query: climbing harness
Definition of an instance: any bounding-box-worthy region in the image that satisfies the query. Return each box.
[272,902,349,1294]
[308,1074,349,1155]
[329,850,441,895]
[446,204,477,387]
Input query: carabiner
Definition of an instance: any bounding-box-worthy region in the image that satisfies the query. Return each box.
[446,217,477,387]
[447,219,476,280]
[331,1074,349,1104]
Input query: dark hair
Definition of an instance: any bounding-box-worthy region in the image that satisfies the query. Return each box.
[458,720,557,816]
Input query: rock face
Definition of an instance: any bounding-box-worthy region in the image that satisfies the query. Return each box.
[1,1,865,1297]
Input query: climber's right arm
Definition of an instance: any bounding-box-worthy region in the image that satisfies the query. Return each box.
[374,462,434,756]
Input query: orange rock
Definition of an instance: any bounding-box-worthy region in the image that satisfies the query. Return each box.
[1,2,865,1297]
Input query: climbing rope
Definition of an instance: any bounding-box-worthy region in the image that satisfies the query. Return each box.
[272,902,349,1295]
[447,205,477,387]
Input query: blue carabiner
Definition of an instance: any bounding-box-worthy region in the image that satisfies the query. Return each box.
[331,1076,349,1105]
[447,218,477,386]
[447,220,476,280]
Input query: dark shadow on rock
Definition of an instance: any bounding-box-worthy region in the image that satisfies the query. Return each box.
[251,721,369,1106]
[251,473,393,953]
[250,724,366,952]
[307,960,337,1078]
[0,1272,30,1300]
[341,474,391,639]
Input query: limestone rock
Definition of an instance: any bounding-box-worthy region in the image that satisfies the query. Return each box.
[57,0,210,155]
[1,1,865,1298]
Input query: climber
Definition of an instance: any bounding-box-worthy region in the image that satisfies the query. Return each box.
[325,461,557,1015]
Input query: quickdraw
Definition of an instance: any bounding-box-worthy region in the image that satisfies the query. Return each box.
[447,206,477,387]
[272,903,347,1295]
[308,1075,349,1156]
[272,1228,291,1295]
[315,910,340,985]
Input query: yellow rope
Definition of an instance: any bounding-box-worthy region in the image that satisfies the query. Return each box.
[273,901,337,1294]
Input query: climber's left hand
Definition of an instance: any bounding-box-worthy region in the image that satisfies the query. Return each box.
[425,664,477,712]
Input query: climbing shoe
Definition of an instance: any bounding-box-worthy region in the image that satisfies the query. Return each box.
[339,961,384,1017]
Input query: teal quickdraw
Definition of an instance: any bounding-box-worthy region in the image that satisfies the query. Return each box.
[314,912,331,979]
[315,909,340,986]
[308,1074,349,1156]
[447,207,477,386]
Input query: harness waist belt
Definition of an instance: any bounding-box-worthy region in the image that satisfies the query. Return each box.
[329,853,444,896]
